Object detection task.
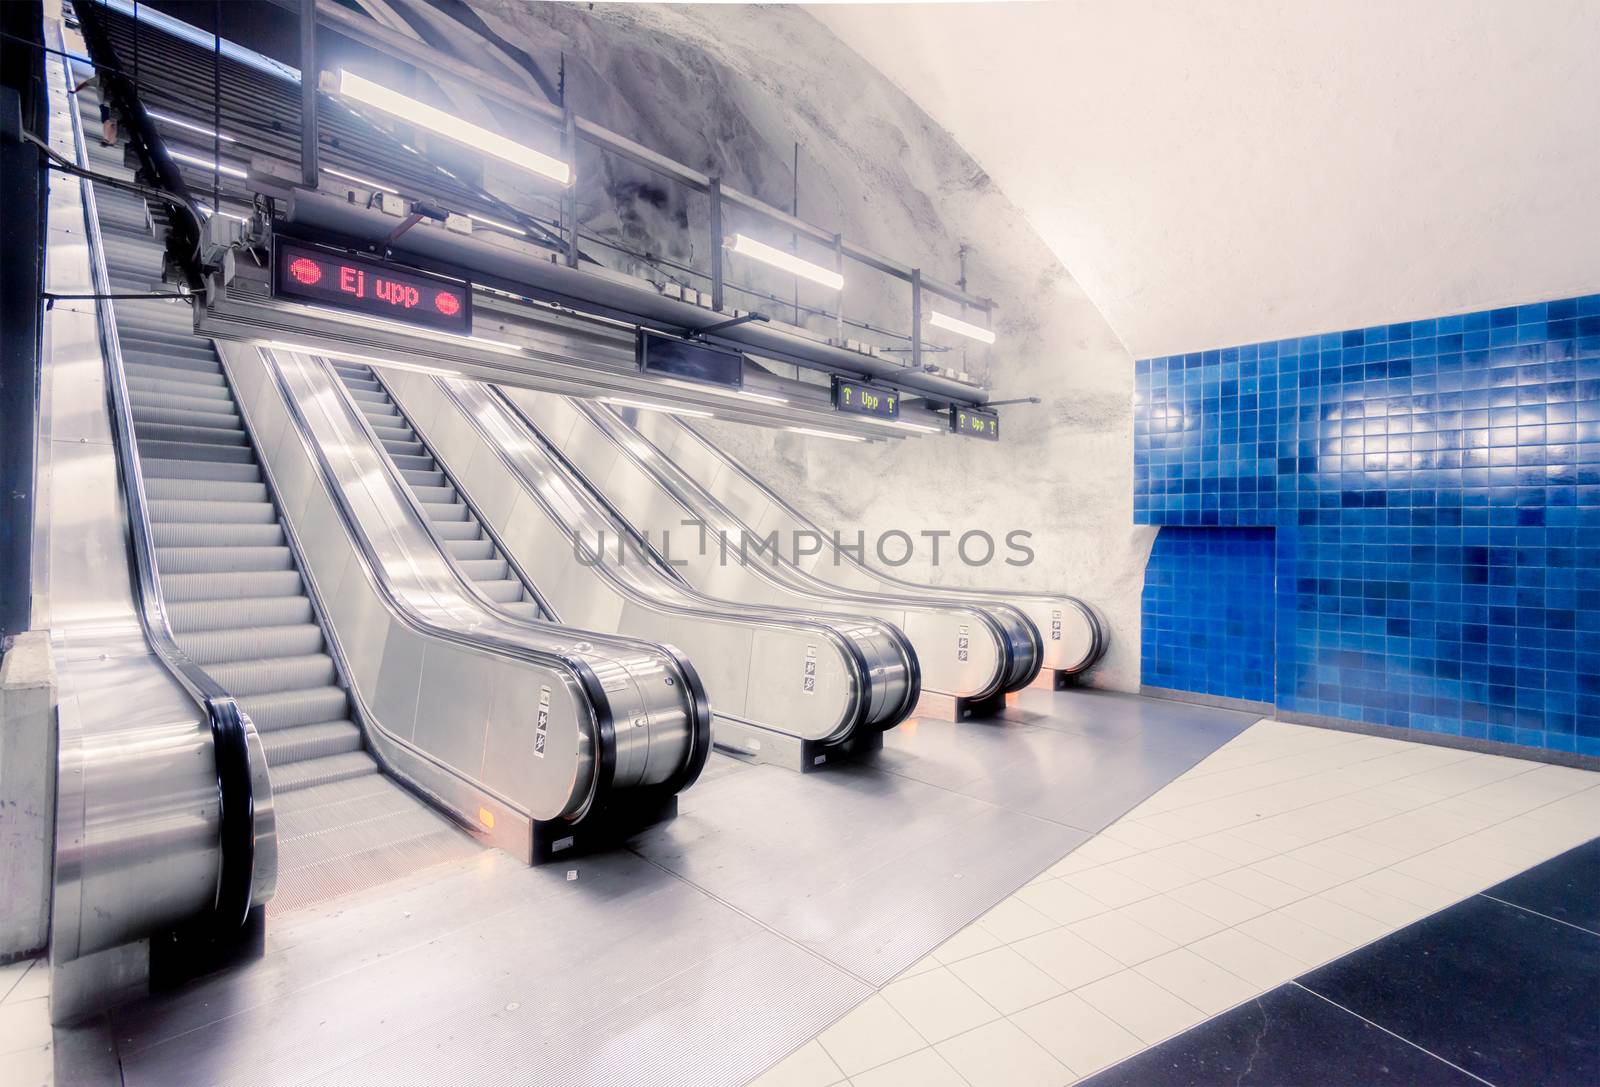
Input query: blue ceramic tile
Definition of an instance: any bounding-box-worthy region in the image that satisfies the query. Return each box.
[1134,293,1600,755]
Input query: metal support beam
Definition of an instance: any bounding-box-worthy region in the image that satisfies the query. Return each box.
[298,0,317,186]
[708,176,723,312]
[562,108,578,269]
[910,267,923,372]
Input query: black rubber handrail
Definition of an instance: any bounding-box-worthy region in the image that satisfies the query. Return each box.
[67,6,256,930]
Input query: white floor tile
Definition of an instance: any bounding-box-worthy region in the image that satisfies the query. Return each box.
[880,967,1000,1044]
[1099,820,1181,852]
[1064,835,1141,867]
[1166,879,1272,926]
[932,922,1003,965]
[1018,880,1111,926]
[1189,830,1279,866]
[1278,895,1395,948]
[5,1043,51,1087]
[1319,876,1432,928]
[1119,893,1229,945]
[0,960,35,1006]
[0,998,52,1058]
[1188,928,1308,989]
[1069,867,1160,909]
[934,1018,1072,1087]
[1236,910,1352,967]
[816,995,925,1077]
[1143,841,1238,881]
[1134,948,1259,1016]
[1208,866,1307,909]
[1354,867,1464,911]
[751,1040,845,1087]
[976,897,1058,944]
[1012,927,1124,990]
[1101,853,1204,894]
[947,946,1067,1016]
[1250,854,1345,894]
[849,1047,966,1087]
[1012,991,1144,1078]
[895,954,941,981]
[1074,969,1206,1044]
[1065,911,1178,967]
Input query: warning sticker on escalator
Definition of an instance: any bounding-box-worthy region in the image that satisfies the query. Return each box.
[535,685,551,757]
[958,624,970,662]
[1051,608,1063,642]
[803,644,817,694]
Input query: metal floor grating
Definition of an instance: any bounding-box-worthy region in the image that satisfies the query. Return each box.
[91,689,1257,1087]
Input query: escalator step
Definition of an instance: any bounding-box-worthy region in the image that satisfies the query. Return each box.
[260,720,364,767]
[128,389,238,418]
[499,600,541,620]
[155,544,294,574]
[445,538,495,561]
[145,478,268,503]
[147,498,276,524]
[422,502,468,522]
[131,404,243,433]
[153,521,285,548]
[268,750,377,794]
[137,439,255,464]
[458,558,509,582]
[205,652,337,696]
[168,594,314,632]
[180,623,326,666]
[135,420,248,446]
[160,568,302,601]
[477,579,523,604]
[411,485,457,505]
[142,457,262,484]
[237,685,349,732]
[400,467,446,488]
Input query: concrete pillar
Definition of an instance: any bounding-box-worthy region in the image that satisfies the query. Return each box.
[1,631,56,961]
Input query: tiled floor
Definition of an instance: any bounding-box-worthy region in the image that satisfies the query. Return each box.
[0,957,52,1087]
[1078,839,1600,1085]
[752,718,1600,1087]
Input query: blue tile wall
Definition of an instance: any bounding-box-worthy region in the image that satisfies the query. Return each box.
[1134,293,1600,757]
[1142,527,1276,704]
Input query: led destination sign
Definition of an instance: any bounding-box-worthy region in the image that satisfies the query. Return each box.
[831,376,900,420]
[951,405,1000,441]
[271,239,472,335]
[637,331,744,389]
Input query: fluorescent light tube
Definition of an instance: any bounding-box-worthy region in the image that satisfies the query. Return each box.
[928,310,996,345]
[336,70,571,186]
[725,234,844,291]
[862,416,944,435]
[603,397,714,419]
[324,166,399,194]
[466,212,528,236]
[148,109,236,142]
[170,149,247,179]
[786,426,866,442]
[656,376,789,406]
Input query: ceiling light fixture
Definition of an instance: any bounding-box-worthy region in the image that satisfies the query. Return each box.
[786,426,866,443]
[323,166,399,194]
[335,70,572,186]
[602,396,714,419]
[169,149,247,179]
[725,234,844,290]
[148,109,236,142]
[928,310,996,345]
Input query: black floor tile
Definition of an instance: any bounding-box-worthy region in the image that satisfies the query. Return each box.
[1301,893,1600,1086]
[1075,984,1476,1086]
[1481,836,1600,936]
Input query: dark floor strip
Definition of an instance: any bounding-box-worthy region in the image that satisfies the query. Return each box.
[1078,837,1600,1087]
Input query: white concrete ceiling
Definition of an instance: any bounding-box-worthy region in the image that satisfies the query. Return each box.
[810,1,1600,359]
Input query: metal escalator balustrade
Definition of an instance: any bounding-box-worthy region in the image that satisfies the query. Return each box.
[84,121,480,909]
[332,362,545,621]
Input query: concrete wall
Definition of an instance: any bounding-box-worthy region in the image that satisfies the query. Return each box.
[813,0,1600,360]
[473,2,1153,689]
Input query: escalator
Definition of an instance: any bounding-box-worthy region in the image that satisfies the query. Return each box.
[333,362,546,622]
[88,91,475,912]
[372,365,919,768]
[622,410,1107,683]
[43,42,709,1017]
[501,390,1046,716]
